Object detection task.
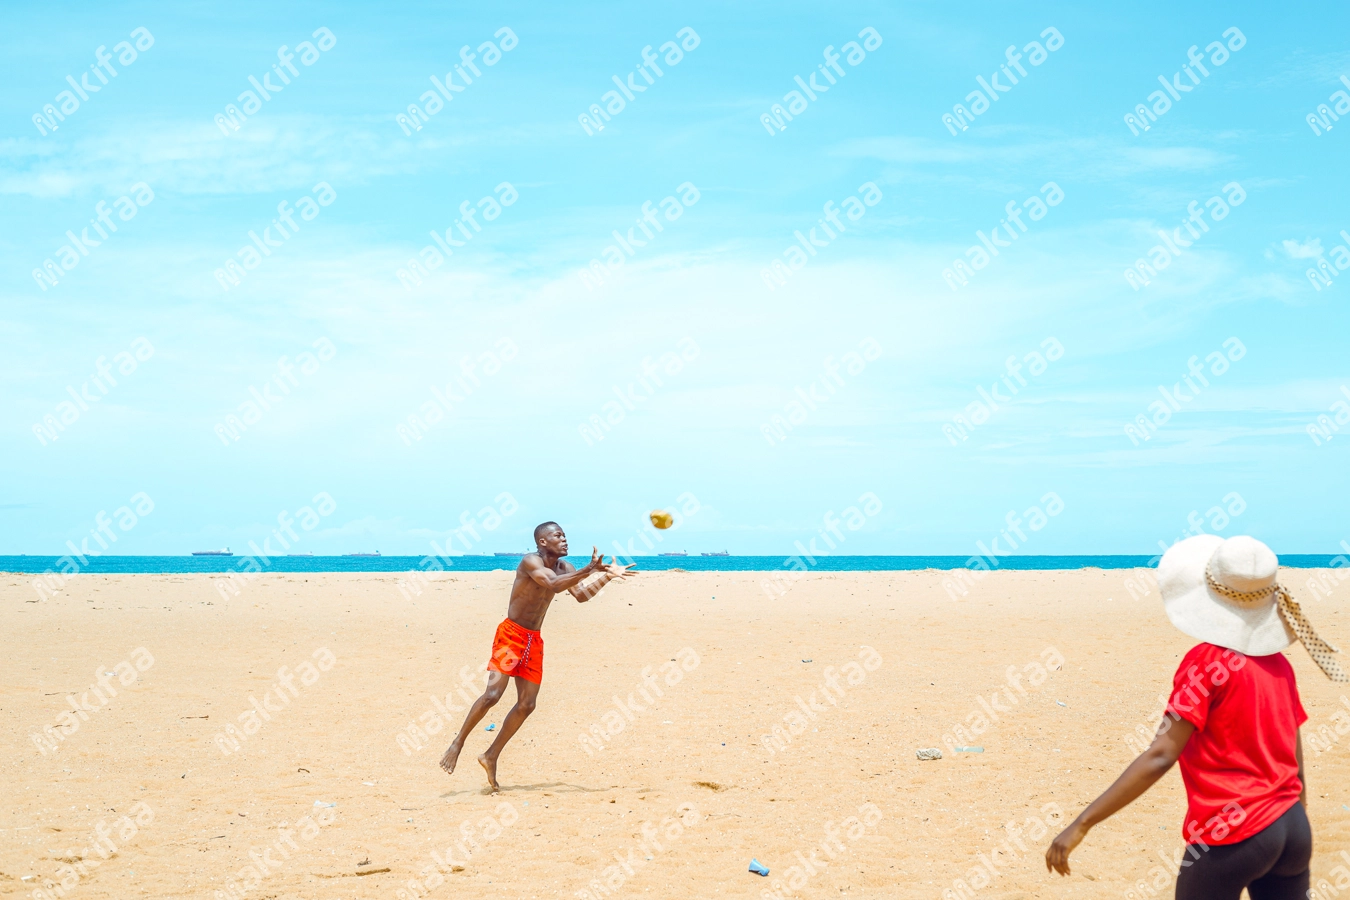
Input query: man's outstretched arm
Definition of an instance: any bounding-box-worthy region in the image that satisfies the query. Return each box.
[570,560,638,602]
[523,547,603,593]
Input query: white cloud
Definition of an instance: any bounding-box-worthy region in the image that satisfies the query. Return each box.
[1282,237,1324,259]
[832,133,1232,181]
[1249,49,1350,89]
[0,115,547,198]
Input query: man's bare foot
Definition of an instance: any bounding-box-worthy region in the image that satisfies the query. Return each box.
[439,742,462,775]
[477,752,499,793]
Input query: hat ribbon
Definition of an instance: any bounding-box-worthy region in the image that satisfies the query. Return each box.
[1206,567,1347,682]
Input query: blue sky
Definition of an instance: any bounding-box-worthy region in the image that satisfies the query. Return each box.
[3,0,1349,557]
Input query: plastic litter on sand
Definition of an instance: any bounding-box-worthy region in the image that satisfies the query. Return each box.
[953,746,984,753]
[485,723,496,731]
[749,858,770,876]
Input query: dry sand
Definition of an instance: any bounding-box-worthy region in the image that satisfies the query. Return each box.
[3,568,1348,899]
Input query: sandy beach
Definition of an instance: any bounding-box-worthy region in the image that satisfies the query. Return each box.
[3,568,1348,899]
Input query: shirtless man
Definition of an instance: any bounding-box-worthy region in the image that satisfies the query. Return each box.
[439,521,635,791]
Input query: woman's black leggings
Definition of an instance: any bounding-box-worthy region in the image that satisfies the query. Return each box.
[1174,802,1311,900]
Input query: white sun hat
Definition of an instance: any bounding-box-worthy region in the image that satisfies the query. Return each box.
[1158,534,1346,680]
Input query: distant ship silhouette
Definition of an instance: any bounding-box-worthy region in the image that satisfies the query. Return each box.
[192,548,232,556]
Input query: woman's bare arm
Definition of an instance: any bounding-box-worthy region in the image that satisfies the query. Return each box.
[1045,718,1195,875]
[1296,728,1306,807]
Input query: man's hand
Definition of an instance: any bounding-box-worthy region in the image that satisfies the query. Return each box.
[568,556,635,603]
[605,560,638,580]
[585,546,604,573]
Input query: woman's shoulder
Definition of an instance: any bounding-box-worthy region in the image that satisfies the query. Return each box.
[1244,648,1299,678]
[1180,641,1247,666]
[1173,642,1251,682]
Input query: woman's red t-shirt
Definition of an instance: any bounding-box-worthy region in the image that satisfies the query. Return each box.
[1166,642,1308,846]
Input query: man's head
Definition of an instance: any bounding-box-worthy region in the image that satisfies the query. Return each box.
[534,521,567,556]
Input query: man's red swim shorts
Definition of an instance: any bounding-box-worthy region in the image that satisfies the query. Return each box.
[486,618,543,684]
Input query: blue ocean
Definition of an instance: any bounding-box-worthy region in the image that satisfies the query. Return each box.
[0,554,1342,574]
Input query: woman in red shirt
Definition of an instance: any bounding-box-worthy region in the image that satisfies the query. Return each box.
[1045,535,1346,898]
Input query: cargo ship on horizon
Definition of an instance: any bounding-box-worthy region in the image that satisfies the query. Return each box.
[191,548,232,556]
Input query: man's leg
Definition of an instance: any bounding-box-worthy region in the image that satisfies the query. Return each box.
[439,670,508,774]
[477,676,540,792]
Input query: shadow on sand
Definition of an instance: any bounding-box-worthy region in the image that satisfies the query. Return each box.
[439,781,621,798]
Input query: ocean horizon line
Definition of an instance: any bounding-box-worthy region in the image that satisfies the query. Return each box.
[2,553,1344,576]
